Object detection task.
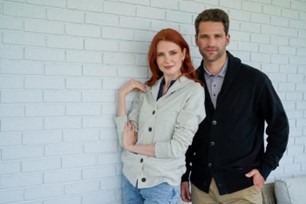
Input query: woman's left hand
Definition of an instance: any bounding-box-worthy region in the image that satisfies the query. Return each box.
[123,121,138,151]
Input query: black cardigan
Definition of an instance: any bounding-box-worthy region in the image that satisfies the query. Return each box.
[182,51,289,195]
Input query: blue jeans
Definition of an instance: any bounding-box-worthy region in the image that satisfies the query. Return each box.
[122,176,180,204]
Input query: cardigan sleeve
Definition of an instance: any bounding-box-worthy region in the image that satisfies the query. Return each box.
[155,83,205,159]
[257,77,289,179]
[114,92,142,147]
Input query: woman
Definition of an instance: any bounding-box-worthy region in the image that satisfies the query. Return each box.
[115,28,205,204]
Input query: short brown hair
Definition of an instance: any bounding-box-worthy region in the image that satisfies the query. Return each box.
[195,8,229,35]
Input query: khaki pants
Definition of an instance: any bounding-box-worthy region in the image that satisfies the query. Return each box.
[191,179,262,204]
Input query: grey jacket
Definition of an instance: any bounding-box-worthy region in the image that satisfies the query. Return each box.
[115,76,205,188]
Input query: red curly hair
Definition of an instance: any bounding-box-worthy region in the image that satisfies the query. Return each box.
[146,28,200,87]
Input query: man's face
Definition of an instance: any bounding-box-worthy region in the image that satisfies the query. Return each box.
[195,21,230,63]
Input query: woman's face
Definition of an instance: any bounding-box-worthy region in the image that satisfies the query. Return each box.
[156,40,186,80]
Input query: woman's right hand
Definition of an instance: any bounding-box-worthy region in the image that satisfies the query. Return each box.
[119,80,146,98]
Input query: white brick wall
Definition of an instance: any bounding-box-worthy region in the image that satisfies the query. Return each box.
[0,0,305,204]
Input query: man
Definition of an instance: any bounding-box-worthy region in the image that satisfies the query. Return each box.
[181,8,289,204]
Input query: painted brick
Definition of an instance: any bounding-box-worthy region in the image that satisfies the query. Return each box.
[0,75,24,89]
[166,10,193,24]
[66,23,101,37]
[25,185,64,200]
[22,157,61,172]
[100,176,121,189]
[65,181,100,194]
[47,7,84,23]
[151,20,179,32]
[86,12,119,26]
[1,118,43,132]
[66,103,101,116]
[62,154,97,168]
[84,140,117,153]
[0,161,20,174]
[44,196,81,204]
[44,117,82,130]
[67,0,103,12]
[3,2,45,19]
[0,16,23,30]
[117,66,147,78]
[85,38,118,51]
[134,30,156,42]
[98,153,121,165]
[0,45,23,59]
[0,190,23,203]
[0,104,24,117]
[45,142,83,156]
[66,50,102,63]
[83,116,115,128]
[103,52,135,65]
[66,77,102,90]
[119,41,149,53]
[104,2,136,16]
[63,128,99,142]
[1,60,44,75]
[25,19,64,34]
[2,146,44,160]
[119,0,149,6]
[23,130,62,144]
[3,31,45,46]
[45,63,82,76]
[137,6,165,20]
[102,26,133,40]
[82,90,116,103]
[0,132,22,145]
[1,90,42,103]
[119,16,150,30]
[25,47,65,62]
[271,16,289,27]
[27,0,66,7]
[83,64,116,77]
[25,76,65,89]
[82,165,117,179]
[44,91,81,102]
[102,103,116,115]
[47,35,83,50]
[0,173,42,188]
[44,169,81,183]
[82,191,116,204]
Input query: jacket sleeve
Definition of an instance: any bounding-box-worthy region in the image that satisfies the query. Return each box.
[114,92,142,147]
[155,84,206,159]
[258,76,289,179]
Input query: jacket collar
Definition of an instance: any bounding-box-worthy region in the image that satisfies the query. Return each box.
[150,76,192,100]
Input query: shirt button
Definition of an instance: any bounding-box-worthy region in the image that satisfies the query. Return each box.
[208,163,212,168]
[152,111,155,115]
[210,141,215,146]
[140,158,143,163]
[148,127,152,132]
[141,178,146,182]
[212,120,217,125]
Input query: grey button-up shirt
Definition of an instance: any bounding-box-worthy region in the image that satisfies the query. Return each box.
[203,59,228,108]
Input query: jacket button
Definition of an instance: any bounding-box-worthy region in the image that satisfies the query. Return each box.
[212,120,217,125]
[148,127,152,132]
[208,163,212,168]
[152,111,155,115]
[210,141,215,146]
[141,178,146,182]
[140,158,143,163]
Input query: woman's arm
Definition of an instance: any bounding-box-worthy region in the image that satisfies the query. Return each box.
[117,80,146,116]
[123,121,156,157]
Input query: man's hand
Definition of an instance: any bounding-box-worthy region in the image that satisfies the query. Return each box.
[245,169,265,191]
[181,181,192,202]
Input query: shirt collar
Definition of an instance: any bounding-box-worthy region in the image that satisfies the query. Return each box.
[203,57,228,77]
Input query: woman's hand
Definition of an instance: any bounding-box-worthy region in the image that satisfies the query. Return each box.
[123,121,138,151]
[117,80,146,116]
[119,80,146,98]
